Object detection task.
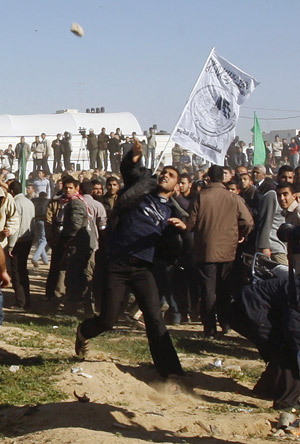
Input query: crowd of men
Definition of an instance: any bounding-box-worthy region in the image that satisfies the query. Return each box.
[1,130,300,411]
[0,127,159,176]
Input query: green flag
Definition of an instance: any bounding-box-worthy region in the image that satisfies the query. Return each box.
[252,112,266,165]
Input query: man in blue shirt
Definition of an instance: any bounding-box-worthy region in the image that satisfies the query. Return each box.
[75,141,186,378]
[33,170,51,198]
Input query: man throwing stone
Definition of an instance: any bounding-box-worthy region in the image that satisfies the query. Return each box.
[75,141,185,378]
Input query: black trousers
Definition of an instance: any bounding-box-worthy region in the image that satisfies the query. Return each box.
[197,261,233,336]
[80,258,183,378]
[63,151,72,170]
[46,240,65,300]
[89,149,97,170]
[42,157,51,175]
[53,149,62,173]
[33,158,43,171]
[110,153,120,174]
[11,240,32,307]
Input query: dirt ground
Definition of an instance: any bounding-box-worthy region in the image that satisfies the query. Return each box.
[0,260,288,444]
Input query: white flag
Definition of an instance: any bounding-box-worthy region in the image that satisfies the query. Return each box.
[172,48,259,165]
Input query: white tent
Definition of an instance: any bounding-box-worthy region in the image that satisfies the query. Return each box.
[0,110,142,137]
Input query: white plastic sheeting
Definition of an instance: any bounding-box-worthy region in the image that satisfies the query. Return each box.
[0,111,142,137]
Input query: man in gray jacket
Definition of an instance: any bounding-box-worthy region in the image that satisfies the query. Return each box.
[256,189,287,265]
[256,167,291,265]
[8,181,35,309]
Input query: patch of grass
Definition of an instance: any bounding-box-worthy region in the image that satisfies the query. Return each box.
[205,403,233,414]
[4,317,78,340]
[1,331,56,349]
[93,331,151,363]
[113,401,130,407]
[0,354,70,408]
[206,402,274,415]
[226,366,263,383]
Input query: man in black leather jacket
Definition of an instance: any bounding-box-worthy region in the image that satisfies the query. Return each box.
[75,141,186,378]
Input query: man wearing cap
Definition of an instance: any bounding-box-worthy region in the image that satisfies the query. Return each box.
[5,173,16,186]
[86,129,99,170]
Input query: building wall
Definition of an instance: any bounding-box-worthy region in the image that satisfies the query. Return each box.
[263,129,299,143]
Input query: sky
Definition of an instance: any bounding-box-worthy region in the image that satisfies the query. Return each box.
[1,0,300,143]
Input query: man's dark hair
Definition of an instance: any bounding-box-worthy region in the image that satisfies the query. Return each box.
[161,165,181,184]
[91,179,103,187]
[208,165,224,183]
[226,180,239,188]
[278,165,294,175]
[294,183,300,193]
[39,191,48,198]
[223,166,232,174]
[276,182,295,193]
[106,176,120,187]
[180,172,191,183]
[62,176,79,187]
[9,180,22,195]
[80,181,93,195]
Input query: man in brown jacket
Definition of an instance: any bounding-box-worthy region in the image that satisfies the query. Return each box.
[187,165,253,338]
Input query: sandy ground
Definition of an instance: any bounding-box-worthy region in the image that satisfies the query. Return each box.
[0,259,287,444]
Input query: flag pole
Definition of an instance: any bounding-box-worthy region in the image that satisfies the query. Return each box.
[153,46,216,174]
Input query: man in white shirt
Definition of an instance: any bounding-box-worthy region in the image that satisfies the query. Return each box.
[8,181,35,309]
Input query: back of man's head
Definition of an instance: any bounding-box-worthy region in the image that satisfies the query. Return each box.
[9,180,22,196]
[208,165,224,183]
[80,181,93,195]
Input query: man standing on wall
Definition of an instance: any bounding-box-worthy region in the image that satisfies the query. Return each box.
[15,137,31,193]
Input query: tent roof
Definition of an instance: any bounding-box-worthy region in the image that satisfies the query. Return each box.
[0,111,143,137]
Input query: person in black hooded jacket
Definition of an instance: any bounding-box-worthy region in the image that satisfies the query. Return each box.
[229,276,300,410]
